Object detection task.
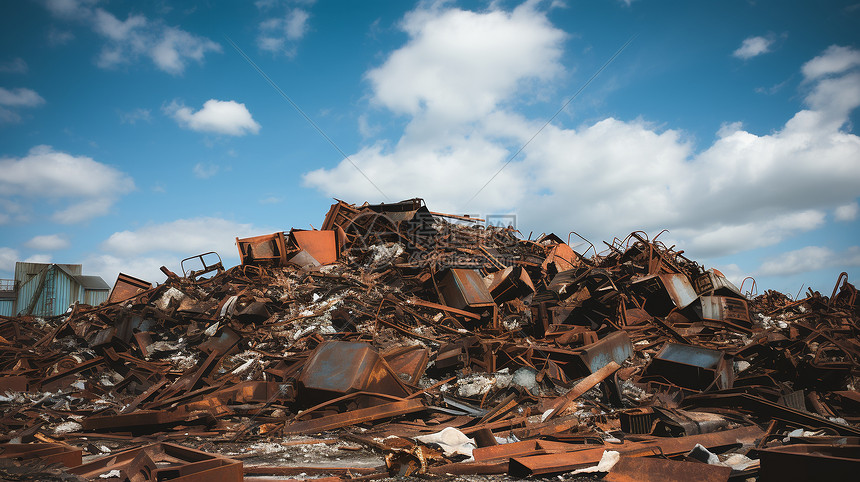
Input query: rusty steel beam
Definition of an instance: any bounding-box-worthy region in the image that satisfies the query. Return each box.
[0,443,83,468]
[283,399,425,435]
[508,425,763,477]
[604,455,732,482]
[546,360,621,420]
[68,442,242,481]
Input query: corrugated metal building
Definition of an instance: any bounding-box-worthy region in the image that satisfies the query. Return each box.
[0,279,15,317]
[0,262,110,317]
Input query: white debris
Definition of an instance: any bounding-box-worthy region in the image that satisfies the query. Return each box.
[687,443,723,465]
[502,316,521,331]
[156,287,185,311]
[146,340,183,354]
[54,421,82,434]
[368,243,404,267]
[204,322,219,337]
[512,367,538,390]
[220,296,238,318]
[416,427,476,458]
[540,408,554,422]
[231,357,258,375]
[100,469,122,478]
[456,375,495,397]
[571,450,620,474]
[723,453,758,471]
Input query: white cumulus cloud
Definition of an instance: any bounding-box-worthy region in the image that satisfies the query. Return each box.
[365,2,565,123]
[802,45,860,81]
[25,234,70,251]
[0,145,135,223]
[90,217,271,284]
[757,245,860,276]
[167,99,261,136]
[101,217,265,257]
[733,36,773,59]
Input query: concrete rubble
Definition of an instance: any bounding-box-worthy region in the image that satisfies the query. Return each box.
[1,197,859,481]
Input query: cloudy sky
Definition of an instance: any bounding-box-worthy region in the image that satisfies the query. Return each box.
[1,0,859,297]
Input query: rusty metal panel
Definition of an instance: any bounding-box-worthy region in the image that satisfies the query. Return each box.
[0,443,83,468]
[298,341,409,404]
[382,345,430,385]
[694,269,743,297]
[619,407,657,434]
[289,229,339,265]
[630,273,698,316]
[437,268,495,310]
[488,266,535,304]
[660,273,698,308]
[698,295,751,327]
[81,409,183,431]
[236,231,288,266]
[0,375,27,392]
[643,342,734,390]
[108,272,152,304]
[575,331,633,374]
[604,456,731,482]
[542,242,579,273]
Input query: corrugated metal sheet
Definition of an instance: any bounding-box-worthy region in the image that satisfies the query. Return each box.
[0,300,14,317]
[85,289,108,306]
[15,265,47,316]
[14,264,72,316]
[52,267,74,316]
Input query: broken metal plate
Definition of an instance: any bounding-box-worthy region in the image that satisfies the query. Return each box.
[643,343,734,391]
[108,272,152,304]
[290,230,339,265]
[437,268,495,310]
[575,331,633,375]
[298,341,409,405]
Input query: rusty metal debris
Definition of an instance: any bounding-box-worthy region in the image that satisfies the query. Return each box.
[1,197,859,481]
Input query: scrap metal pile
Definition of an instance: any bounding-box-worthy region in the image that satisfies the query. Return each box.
[1,198,859,481]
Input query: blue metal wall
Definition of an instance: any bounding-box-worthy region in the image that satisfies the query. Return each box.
[0,299,13,317]
[85,289,109,306]
[14,264,74,317]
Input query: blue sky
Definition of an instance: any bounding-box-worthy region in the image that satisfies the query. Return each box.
[1,0,859,298]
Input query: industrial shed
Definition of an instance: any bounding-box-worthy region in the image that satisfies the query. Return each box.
[0,262,109,317]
